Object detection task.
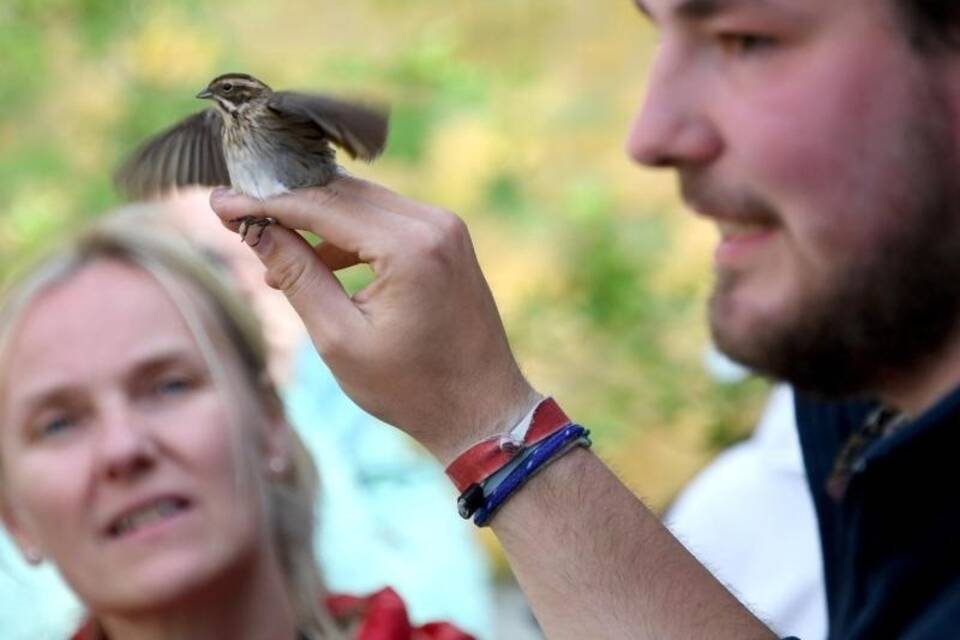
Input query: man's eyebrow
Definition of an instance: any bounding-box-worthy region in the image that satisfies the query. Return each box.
[676,0,732,20]
[634,0,788,23]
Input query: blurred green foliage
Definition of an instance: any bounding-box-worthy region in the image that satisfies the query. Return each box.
[0,0,769,508]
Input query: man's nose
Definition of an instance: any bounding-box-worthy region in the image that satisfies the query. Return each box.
[625,48,722,168]
[94,401,156,482]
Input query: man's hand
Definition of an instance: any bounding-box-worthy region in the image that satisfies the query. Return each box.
[211,178,776,639]
[210,177,540,463]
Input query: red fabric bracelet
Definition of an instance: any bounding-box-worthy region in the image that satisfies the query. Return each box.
[445,397,571,493]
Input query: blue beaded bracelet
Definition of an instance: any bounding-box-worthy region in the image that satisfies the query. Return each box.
[458,446,534,519]
[473,424,591,527]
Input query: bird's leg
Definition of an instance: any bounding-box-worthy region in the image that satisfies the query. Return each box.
[237,216,277,247]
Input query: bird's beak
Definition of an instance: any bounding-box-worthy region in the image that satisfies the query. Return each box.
[196,88,214,100]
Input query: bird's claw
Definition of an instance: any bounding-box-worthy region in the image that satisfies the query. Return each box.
[237,216,276,247]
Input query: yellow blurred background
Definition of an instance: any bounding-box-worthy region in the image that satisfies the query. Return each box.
[0,0,770,572]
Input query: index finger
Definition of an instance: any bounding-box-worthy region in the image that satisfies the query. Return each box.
[331,174,446,223]
[209,185,404,255]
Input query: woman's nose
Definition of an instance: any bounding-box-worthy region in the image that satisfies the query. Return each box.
[94,401,157,482]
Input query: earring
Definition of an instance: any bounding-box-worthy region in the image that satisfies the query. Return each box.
[24,548,42,565]
[268,457,287,476]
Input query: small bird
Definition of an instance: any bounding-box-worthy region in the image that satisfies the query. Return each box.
[115,72,389,242]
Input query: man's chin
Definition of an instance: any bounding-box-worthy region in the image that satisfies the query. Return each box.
[708,314,766,375]
[710,291,824,389]
[707,287,770,369]
[709,293,875,398]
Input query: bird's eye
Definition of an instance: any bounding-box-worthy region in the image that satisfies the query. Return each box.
[222,83,234,93]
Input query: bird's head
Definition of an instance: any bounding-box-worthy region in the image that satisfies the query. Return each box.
[197,73,272,116]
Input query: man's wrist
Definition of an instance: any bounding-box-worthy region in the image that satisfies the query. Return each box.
[432,385,543,467]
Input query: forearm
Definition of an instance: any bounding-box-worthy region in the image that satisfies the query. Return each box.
[492,447,775,640]
[208,184,775,639]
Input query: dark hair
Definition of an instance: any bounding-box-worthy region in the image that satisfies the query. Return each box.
[894,0,960,52]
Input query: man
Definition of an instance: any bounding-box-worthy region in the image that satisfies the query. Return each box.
[210,0,960,637]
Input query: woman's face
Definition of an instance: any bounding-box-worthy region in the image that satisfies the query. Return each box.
[0,258,274,614]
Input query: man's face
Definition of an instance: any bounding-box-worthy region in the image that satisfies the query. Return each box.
[628,0,960,396]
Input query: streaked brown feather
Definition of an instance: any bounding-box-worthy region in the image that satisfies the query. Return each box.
[267,91,389,161]
[114,109,230,200]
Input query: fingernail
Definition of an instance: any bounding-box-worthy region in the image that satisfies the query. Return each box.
[210,187,232,203]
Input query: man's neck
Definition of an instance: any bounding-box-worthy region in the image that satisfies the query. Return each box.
[98,547,298,640]
[876,323,960,417]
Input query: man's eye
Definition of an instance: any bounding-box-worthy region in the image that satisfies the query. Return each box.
[718,33,777,56]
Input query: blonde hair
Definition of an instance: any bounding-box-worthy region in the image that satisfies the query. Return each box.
[0,208,341,638]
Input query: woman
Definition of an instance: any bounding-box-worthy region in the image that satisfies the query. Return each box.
[0,218,471,639]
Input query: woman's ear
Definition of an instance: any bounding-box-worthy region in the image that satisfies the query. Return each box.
[258,381,292,478]
[942,58,960,145]
[1,500,44,565]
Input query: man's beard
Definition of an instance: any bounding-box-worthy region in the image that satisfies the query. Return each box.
[708,103,960,399]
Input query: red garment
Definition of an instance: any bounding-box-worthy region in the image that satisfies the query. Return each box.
[327,588,474,640]
[71,587,474,640]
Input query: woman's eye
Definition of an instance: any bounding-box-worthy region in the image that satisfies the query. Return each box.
[718,33,777,56]
[153,378,193,396]
[38,415,76,438]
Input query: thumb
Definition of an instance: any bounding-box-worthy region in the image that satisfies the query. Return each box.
[247,224,362,345]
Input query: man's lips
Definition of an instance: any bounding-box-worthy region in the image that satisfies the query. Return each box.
[713,218,779,266]
[716,218,777,240]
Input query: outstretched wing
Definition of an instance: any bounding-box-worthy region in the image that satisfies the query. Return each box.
[115,109,231,200]
[267,91,389,161]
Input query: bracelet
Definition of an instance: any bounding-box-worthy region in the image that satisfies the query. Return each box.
[446,397,571,494]
[457,441,538,519]
[473,424,591,527]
